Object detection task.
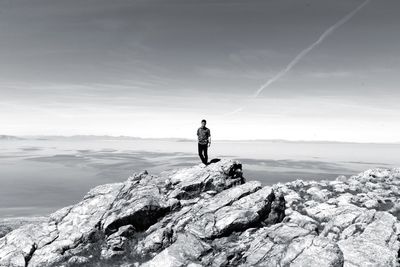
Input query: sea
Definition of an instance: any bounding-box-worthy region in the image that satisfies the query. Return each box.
[1,136,399,218]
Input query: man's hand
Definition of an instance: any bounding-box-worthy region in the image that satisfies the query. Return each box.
[208,142,211,147]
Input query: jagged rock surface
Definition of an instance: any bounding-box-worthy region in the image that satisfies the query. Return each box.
[0,217,47,239]
[0,160,400,267]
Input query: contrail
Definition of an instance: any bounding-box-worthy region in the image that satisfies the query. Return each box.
[222,0,370,117]
[253,0,370,98]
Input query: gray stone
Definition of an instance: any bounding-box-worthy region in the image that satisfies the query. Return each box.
[1,162,399,267]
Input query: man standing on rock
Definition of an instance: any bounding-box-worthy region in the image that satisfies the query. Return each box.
[197,119,211,165]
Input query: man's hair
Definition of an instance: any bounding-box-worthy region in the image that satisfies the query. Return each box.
[201,119,207,123]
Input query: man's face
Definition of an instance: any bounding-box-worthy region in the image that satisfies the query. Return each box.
[201,121,206,127]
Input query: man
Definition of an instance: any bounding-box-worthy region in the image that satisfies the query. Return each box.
[197,119,211,165]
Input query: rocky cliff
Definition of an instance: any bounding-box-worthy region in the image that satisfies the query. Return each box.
[1,159,400,266]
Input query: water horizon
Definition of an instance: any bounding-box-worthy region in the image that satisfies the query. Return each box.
[1,137,399,218]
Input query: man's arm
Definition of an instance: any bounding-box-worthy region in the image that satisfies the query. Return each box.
[208,129,211,146]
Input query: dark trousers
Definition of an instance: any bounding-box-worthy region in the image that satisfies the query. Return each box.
[198,143,208,164]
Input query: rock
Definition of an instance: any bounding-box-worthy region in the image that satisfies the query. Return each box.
[0,162,400,266]
[337,175,348,182]
[306,186,331,202]
[203,223,342,266]
[142,233,211,267]
[0,217,47,238]
[102,225,136,259]
[338,211,400,266]
[68,256,90,265]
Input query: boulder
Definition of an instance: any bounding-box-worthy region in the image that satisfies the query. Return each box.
[1,161,399,267]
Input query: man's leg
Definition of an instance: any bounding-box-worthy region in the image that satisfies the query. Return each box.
[198,143,206,164]
[204,145,208,164]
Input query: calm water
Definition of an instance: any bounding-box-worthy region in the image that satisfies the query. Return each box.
[1,137,399,218]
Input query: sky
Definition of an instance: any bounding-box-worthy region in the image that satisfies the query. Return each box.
[0,0,399,142]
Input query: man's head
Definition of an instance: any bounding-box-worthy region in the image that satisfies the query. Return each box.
[201,119,206,127]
